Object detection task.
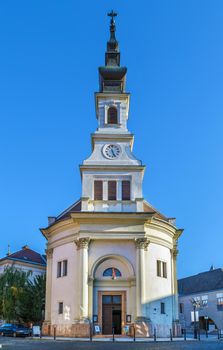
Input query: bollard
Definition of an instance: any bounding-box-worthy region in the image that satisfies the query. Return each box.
[89,323,92,342]
[40,326,42,339]
[112,327,115,342]
[170,328,173,341]
[184,329,186,341]
[133,325,136,342]
[198,328,200,341]
[53,326,56,340]
[154,328,156,342]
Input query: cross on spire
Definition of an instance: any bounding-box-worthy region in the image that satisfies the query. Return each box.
[107,10,117,25]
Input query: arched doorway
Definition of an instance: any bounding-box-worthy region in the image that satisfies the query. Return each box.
[199,316,217,332]
[90,255,135,335]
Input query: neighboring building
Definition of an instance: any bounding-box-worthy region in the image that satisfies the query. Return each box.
[0,245,46,279]
[41,13,183,338]
[178,268,223,331]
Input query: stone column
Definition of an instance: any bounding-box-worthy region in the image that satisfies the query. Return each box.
[45,248,53,322]
[75,238,90,321]
[171,244,179,321]
[135,238,150,319]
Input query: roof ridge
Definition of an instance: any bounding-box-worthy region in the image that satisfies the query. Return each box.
[56,199,81,220]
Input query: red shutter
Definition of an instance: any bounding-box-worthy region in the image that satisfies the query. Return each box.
[108,107,118,124]
[122,180,130,200]
[94,181,103,200]
[108,181,117,200]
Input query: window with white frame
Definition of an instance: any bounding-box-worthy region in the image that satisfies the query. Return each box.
[217,293,223,310]
[57,260,68,278]
[157,260,167,278]
[93,179,131,201]
[201,295,208,307]
[107,106,118,124]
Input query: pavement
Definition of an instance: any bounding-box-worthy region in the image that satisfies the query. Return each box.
[0,336,223,350]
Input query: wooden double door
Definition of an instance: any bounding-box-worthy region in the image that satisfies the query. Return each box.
[102,295,122,334]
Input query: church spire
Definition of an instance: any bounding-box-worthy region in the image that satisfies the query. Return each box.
[107,10,119,55]
[98,11,127,93]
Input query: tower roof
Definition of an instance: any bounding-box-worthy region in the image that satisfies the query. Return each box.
[99,11,127,93]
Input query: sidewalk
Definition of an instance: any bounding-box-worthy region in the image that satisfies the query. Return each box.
[32,336,194,342]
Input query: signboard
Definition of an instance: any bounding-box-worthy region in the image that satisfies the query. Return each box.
[123,325,129,335]
[94,325,101,334]
[32,326,41,336]
[191,311,199,322]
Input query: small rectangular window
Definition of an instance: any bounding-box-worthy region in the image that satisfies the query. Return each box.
[94,181,103,200]
[161,302,165,314]
[58,302,63,314]
[122,180,131,200]
[108,181,116,200]
[157,260,162,277]
[63,260,68,276]
[57,260,67,278]
[163,262,167,278]
[157,260,167,278]
[217,297,223,310]
[179,303,184,314]
[57,261,62,278]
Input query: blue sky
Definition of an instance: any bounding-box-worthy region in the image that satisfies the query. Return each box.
[0,1,222,278]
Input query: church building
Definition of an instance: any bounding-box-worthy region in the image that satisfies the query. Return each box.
[41,12,183,338]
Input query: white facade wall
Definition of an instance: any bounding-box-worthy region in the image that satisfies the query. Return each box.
[51,242,78,324]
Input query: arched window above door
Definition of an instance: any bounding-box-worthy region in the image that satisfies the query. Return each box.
[107,107,118,124]
[103,267,122,277]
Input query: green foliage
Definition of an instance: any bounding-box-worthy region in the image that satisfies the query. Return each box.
[0,265,45,324]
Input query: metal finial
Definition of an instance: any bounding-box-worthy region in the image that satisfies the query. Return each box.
[107,10,117,25]
[7,244,11,256]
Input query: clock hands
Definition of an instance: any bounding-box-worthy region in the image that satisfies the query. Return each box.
[110,148,116,157]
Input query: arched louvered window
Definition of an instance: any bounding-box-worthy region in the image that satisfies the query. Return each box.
[103,267,122,278]
[107,107,118,124]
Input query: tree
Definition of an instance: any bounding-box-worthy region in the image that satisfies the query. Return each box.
[19,274,46,324]
[0,265,45,324]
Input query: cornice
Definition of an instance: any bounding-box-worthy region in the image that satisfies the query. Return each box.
[40,218,78,240]
[93,278,135,287]
[79,165,145,177]
[70,211,153,224]
[146,217,181,236]
[91,133,134,151]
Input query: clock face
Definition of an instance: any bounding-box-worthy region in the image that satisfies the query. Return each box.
[103,144,121,159]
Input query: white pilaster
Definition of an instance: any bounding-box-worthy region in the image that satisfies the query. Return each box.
[45,248,53,322]
[117,180,122,200]
[135,238,149,319]
[171,245,179,321]
[75,238,90,321]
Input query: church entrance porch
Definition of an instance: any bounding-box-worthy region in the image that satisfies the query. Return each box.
[98,291,126,335]
[102,295,122,334]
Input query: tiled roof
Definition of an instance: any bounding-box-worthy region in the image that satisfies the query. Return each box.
[143,201,169,221]
[55,199,81,222]
[0,246,46,266]
[49,198,170,226]
[178,268,223,295]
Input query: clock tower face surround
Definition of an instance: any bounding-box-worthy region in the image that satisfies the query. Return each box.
[102,144,121,159]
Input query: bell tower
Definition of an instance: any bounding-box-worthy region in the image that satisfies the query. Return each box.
[80,11,145,212]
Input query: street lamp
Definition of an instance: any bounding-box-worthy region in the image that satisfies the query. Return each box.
[190,298,201,339]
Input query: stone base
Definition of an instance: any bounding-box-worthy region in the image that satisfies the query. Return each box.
[134,317,153,337]
[42,322,90,338]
